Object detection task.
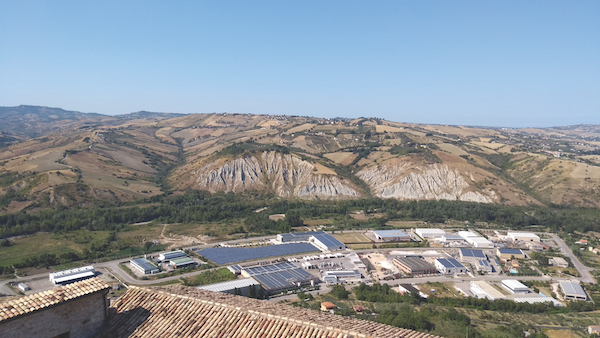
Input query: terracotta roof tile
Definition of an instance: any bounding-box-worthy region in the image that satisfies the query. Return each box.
[98,285,441,338]
[0,277,110,323]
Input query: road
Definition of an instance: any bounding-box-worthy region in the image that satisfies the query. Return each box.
[548,233,595,284]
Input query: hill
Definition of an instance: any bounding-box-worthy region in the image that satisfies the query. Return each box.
[1,105,600,214]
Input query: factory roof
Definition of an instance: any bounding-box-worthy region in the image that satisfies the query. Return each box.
[0,278,110,323]
[99,285,440,338]
[514,296,562,307]
[435,258,465,269]
[252,268,317,291]
[476,260,490,267]
[460,248,486,259]
[311,233,345,249]
[198,278,260,293]
[560,282,587,298]
[471,281,506,300]
[131,258,159,271]
[241,262,297,276]
[497,248,524,255]
[170,257,196,265]
[372,230,410,238]
[393,257,436,271]
[502,280,528,290]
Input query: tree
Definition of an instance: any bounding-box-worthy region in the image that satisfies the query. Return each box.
[330,284,349,299]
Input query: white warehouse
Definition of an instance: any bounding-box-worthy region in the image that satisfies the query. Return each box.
[501,280,529,294]
[415,228,446,239]
[507,232,540,243]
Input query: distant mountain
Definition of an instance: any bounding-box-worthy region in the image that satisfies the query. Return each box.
[0,105,599,214]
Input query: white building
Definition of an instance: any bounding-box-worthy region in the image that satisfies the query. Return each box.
[49,266,95,285]
[435,258,466,274]
[560,281,587,301]
[470,281,506,300]
[467,237,494,248]
[158,250,187,261]
[507,232,540,243]
[501,280,529,294]
[415,228,446,239]
[550,257,568,268]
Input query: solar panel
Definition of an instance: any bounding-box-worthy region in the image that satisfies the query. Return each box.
[252,268,316,291]
[312,233,345,249]
[197,243,319,265]
[131,258,159,271]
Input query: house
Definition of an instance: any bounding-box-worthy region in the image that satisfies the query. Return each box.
[588,325,600,334]
[353,305,365,313]
[575,239,588,245]
[320,302,336,311]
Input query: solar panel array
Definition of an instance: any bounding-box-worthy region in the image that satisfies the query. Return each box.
[252,268,317,291]
[197,243,319,265]
[459,248,486,259]
[242,262,298,276]
[131,258,159,272]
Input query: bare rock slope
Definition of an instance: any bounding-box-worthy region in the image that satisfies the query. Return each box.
[193,151,360,199]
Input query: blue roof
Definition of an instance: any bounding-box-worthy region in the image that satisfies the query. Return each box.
[498,248,524,255]
[312,233,345,249]
[459,248,486,258]
[242,262,298,276]
[477,260,490,267]
[372,230,410,238]
[436,258,465,269]
[131,258,159,272]
[197,243,318,265]
[252,268,317,291]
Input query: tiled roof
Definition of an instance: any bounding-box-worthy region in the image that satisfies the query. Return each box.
[99,285,440,338]
[0,277,110,322]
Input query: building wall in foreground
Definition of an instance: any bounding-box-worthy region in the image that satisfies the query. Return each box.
[0,292,107,338]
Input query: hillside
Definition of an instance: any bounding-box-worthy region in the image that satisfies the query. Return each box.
[1,105,600,214]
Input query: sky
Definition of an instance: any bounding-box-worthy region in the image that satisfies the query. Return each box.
[1,1,598,127]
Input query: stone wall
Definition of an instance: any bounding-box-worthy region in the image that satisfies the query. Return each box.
[1,292,107,338]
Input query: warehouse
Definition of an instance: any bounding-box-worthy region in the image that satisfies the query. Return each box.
[49,265,96,285]
[371,230,411,242]
[227,264,243,275]
[496,248,525,260]
[169,257,197,269]
[467,237,494,249]
[501,280,529,293]
[198,278,261,297]
[310,233,346,251]
[252,268,319,295]
[439,234,466,244]
[459,248,486,261]
[550,257,569,268]
[435,258,466,274]
[321,270,362,284]
[277,231,322,243]
[560,281,587,301]
[393,257,437,275]
[158,250,187,262]
[475,259,493,273]
[507,232,540,243]
[415,228,446,239]
[470,281,506,300]
[241,262,297,278]
[130,258,160,274]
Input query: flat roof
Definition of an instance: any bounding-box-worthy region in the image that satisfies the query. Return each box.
[436,258,465,269]
[312,233,345,249]
[323,270,361,278]
[131,258,159,271]
[507,232,540,238]
[471,281,506,299]
[228,264,243,273]
[398,284,420,294]
[49,265,94,279]
[372,230,410,238]
[560,282,586,298]
[460,248,486,258]
[171,257,196,265]
[52,270,96,284]
[242,262,298,276]
[477,260,490,267]
[497,248,524,255]
[198,278,260,293]
[252,268,317,291]
[415,228,445,233]
[160,250,187,259]
[502,279,528,290]
[514,296,562,307]
[393,257,436,271]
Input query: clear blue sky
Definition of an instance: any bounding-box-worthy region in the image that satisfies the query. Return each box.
[1,1,598,127]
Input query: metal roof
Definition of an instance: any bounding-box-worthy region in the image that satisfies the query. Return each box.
[159,250,187,260]
[436,258,465,269]
[312,233,345,249]
[198,278,260,293]
[49,265,94,279]
[228,265,243,273]
[372,230,410,238]
[514,296,562,307]
[477,260,490,267]
[279,231,326,242]
[131,258,159,272]
[197,243,318,265]
[52,270,96,284]
[460,248,486,258]
[560,282,586,298]
[242,262,298,276]
[502,279,528,290]
[323,270,361,278]
[471,281,506,299]
[393,257,436,270]
[252,268,317,291]
[170,257,196,265]
[497,248,524,255]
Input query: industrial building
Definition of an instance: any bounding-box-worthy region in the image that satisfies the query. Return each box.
[322,270,362,284]
[439,234,466,244]
[474,259,493,273]
[434,258,466,274]
[415,228,446,239]
[470,281,506,300]
[458,231,494,248]
[169,257,197,269]
[398,284,421,296]
[496,248,525,260]
[198,278,261,297]
[393,257,437,275]
[227,264,243,275]
[514,296,562,307]
[459,248,486,261]
[49,265,96,285]
[158,250,187,262]
[277,231,323,243]
[371,230,411,242]
[130,258,160,274]
[560,281,587,301]
[241,262,297,278]
[550,257,569,268]
[310,233,346,251]
[17,283,30,292]
[501,280,529,293]
[507,232,540,243]
[252,268,319,294]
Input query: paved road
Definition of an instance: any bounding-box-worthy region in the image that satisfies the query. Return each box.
[548,233,595,284]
